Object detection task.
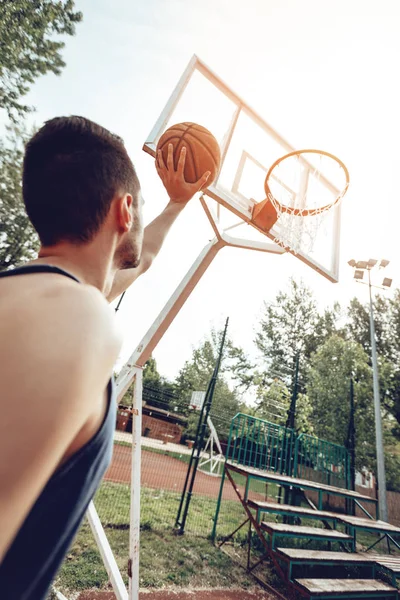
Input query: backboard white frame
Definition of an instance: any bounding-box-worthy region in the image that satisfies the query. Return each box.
[190,390,206,411]
[143,54,342,283]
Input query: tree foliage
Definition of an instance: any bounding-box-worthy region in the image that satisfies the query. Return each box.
[0,0,82,120]
[255,378,290,425]
[174,329,242,440]
[0,126,39,270]
[347,295,394,361]
[307,335,375,470]
[120,356,178,413]
[251,278,400,489]
[254,278,342,386]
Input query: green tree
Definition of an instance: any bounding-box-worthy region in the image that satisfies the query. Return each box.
[294,393,314,435]
[254,376,314,434]
[255,378,290,425]
[174,329,241,440]
[254,278,341,385]
[142,356,178,411]
[346,292,400,432]
[0,126,39,270]
[306,335,376,470]
[347,295,394,361]
[0,0,82,120]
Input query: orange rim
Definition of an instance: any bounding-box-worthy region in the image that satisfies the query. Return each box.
[264,149,350,216]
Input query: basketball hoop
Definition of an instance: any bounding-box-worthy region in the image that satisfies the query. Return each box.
[252,149,350,254]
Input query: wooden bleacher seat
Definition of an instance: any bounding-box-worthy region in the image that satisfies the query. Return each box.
[294,578,398,598]
[277,548,375,564]
[261,521,353,550]
[340,514,400,535]
[227,461,376,503]
[375,554,400,572]
[248,499,340,522]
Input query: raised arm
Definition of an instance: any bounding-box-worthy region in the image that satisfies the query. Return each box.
[107,145,210,303]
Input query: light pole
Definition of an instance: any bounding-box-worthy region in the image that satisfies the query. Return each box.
[348,258,392,522]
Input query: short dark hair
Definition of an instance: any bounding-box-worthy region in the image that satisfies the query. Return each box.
[23,116,140,246]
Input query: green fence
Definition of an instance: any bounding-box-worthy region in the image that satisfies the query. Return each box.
[293,432,350,489]
[226,413,350,488]
[226,413,296,476]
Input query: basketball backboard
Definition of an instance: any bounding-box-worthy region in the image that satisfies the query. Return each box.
[190,391,206,411]
[143,55,343,282]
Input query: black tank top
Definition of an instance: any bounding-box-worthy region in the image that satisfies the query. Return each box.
[0,265,116,600]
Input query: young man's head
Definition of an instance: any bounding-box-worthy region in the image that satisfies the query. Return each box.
[23,116,143,269]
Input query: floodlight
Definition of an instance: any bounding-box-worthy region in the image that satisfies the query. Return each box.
[367,259,378,268]
[380,259,390,268]
[383,278,393,288]
[354,270,364,280]
[348,259,356,267]
[356,261,368,269]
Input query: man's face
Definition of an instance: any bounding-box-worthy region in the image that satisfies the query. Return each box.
[115,190,144,270]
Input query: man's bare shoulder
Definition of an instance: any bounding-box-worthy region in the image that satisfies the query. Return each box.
[1,274,120,348]
[0,275,122,399]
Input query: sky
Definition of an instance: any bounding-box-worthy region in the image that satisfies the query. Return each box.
[22,0,400,385]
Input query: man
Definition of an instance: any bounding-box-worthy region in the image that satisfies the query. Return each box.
[0,116,210,599]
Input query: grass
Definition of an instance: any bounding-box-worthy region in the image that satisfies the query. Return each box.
[55,482,253,595]
[54,477,400,597]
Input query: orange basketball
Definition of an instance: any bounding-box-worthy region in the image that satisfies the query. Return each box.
[156,122,221,188]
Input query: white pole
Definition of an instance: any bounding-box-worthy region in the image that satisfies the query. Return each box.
[87,502,128,600]
[117,238,225,600]
[129,368,143,599]
[368,268,388,521]
[116,237,225,399]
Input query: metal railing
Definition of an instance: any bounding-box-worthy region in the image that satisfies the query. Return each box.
[225,413,350,488]
[293,433,350,489]
[225,413,296,476]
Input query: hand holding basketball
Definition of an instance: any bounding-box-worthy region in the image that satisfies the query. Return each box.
[155,122,221,204]
[156,144,211,204]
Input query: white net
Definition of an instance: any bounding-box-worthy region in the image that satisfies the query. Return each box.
[266,151,349,254]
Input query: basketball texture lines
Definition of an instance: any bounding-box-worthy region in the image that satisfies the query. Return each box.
[157,122,221,187]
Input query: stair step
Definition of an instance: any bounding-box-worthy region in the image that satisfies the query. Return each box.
[295,578,397,597]
[369,553,400,573]
[261,521,352,541]
[340,514,400,535]
[227,462,376,502]
[277,548,374,563]
[248,499,340,521]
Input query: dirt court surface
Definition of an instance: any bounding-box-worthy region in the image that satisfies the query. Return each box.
[78,588,275,600]
[105,446,267,503]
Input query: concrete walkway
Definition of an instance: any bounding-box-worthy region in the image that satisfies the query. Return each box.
[114,430,196,455]
[114,431,224,474]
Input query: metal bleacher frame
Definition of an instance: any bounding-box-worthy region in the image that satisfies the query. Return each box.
[211,413,400,600]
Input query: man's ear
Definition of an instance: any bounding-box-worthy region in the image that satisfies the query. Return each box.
[116,193,133,232]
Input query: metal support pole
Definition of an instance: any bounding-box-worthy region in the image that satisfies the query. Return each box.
[345,378,356,515]
[128,368,143,599]
[116,237,225,399]
[175,383,211,528]
[286,354,300,431]
[368,268,388,522]
[86,502,128,600]
[177,318,229,534]
[283,354,299,509]
[348,378,356,490]
[114,291,126,313]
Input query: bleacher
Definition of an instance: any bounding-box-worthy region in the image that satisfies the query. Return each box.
[213,413,400,599]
